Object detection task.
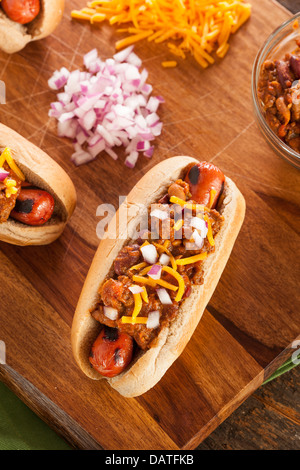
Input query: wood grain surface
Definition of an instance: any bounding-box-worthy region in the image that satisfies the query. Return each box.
[0,0,299,450]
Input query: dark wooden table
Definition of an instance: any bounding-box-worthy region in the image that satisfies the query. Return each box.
[198,0,300,450]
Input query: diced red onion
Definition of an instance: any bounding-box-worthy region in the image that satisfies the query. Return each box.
[103,306,118,321]
[113,45,134,63]
[192,229,204,249]
[150,209,169,220]
[146,112,160,127]
[190,217,208,238]
[146,97,160,113]
[129,285,144,294]
[144,146,154,158]
[48,67,70,91]
[156,288,172,305]
[127,52,142,68]
[83,49,98,69]
[146,310,160,329]
[0,168,9,181]
[148,264,162,280]
[48,47,163,167]
[159,253,170,265]
[106,147,119,161]
[71,150,95,166]
[58,111,74,123]
[125,151,138,168]
[88,139,105,158]
[141,244,158,264]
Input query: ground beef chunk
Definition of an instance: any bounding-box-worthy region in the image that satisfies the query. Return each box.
[114,244,142,275]
[117,294,163,349]
[100,276,134,312]
[117,321,157,350]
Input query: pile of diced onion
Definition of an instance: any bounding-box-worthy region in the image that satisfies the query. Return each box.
[48,47,164,168]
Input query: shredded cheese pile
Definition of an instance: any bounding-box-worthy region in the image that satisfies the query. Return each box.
[71,0,251,68]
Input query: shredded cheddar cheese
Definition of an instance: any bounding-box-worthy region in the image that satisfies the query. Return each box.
[169,195,187,207]
[176,251,208,265]
[71,0,251,68]
[162,266,185,302]
[129,261,147,271]
[208,189,217,208]
[184,202,209,212]
[131,292,143,323]
[204,214,215,246]
[173,218,184,232]
[121,316,148,324]
[162,61,177,68]
[169,196,209,213]
[132,274,157,287]
[0,148,25,181]
[5,184,18,198]
[0,148,25,199]
[153,242,177,271]
[141,285,149,303]
[138,265,179,291]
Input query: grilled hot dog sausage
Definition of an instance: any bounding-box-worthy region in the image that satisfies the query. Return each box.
[1,0,40,25]
[185,161,225,208]
[10,188,55,226]
[89,327,134,378]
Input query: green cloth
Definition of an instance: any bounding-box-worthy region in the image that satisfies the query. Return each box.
[0,356,298,450]
[0,382,71,450]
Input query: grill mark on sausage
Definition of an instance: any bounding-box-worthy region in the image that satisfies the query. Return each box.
[14,198,34,214]
[103,326,119,342]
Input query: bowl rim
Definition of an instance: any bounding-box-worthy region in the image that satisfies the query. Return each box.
[251,12,300,164]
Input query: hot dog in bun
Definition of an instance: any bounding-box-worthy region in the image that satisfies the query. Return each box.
[0,0,65,54]
[71,156,245,397]
[0,122,76,245]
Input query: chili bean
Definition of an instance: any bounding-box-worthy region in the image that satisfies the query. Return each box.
[275,60,293,89]
[290,55,300,79]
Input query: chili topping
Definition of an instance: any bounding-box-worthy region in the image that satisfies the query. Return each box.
[258,39,300,153]
[89,162,225,377]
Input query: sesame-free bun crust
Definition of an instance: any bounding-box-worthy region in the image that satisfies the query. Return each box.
[71,156,246,397]
[0,0,65,54]
[0,123,76,246]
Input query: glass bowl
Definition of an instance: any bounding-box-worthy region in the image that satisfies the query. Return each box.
[252,13,300,169]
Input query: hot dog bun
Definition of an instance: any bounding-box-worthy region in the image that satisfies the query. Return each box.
[0,122,76,246]
[71,156,246,397]
[0,0,64,54]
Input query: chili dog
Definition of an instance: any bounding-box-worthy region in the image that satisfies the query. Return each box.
[0,122,76,245]
[71,156,245,397]
[0,0,64,54]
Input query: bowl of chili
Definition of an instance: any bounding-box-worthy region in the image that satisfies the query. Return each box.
[252,13,300,169]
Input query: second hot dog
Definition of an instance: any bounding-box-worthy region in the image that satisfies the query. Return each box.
[1,0,40,24]
[0,0,65,54]
[0,123,77,246]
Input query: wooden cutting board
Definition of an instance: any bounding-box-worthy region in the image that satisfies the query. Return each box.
[0,0,299,450]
